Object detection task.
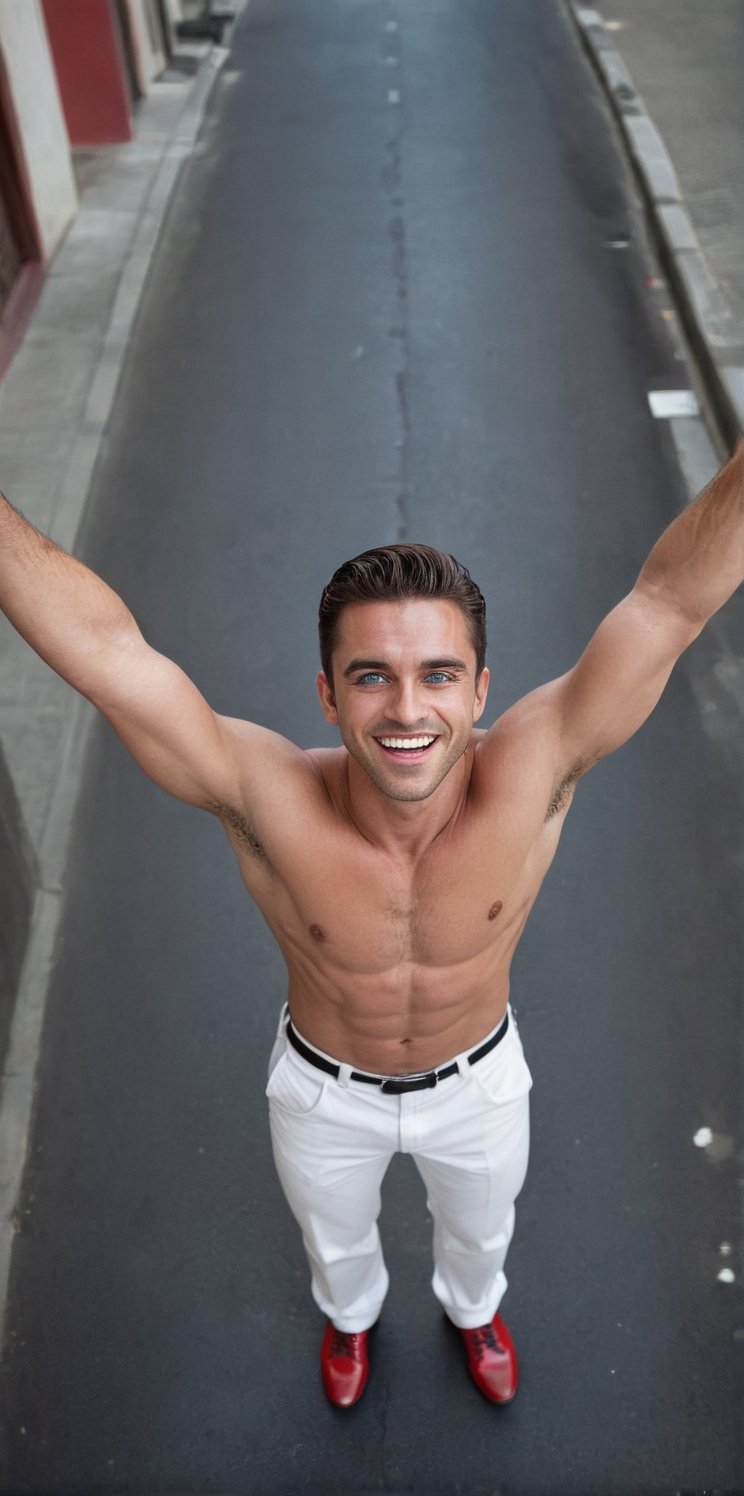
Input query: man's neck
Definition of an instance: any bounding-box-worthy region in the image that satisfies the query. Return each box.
[343,749,473,860]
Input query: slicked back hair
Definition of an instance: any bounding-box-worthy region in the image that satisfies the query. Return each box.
[318,542,487,683]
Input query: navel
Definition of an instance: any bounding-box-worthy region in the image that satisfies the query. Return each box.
[488,901,503,922]
[309,924,325,943]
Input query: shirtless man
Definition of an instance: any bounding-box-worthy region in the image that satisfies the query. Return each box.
[1,439,742,1408]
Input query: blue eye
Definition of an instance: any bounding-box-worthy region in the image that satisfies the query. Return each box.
[425,672,452,683]
[357,672,386,686]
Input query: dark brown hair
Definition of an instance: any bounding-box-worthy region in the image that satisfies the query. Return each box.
[318,543,487,682]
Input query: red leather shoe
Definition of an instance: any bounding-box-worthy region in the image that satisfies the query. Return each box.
[460,1313,518,1403]
[320,1322,370,1407]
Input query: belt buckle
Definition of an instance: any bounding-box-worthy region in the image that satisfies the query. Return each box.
[381,1069,439,1095]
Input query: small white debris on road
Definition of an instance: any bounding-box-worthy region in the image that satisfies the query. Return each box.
[693,1126,713,1147]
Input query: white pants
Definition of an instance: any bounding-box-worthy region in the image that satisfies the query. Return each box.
[266,1004,532,1334]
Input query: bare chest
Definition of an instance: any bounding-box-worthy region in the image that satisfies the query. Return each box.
[240,817,555,976]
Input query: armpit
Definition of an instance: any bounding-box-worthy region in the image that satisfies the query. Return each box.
[545,761,583,821]
[214,801,270,865]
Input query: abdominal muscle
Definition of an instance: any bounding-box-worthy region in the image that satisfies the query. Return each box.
[284,956,512,1075]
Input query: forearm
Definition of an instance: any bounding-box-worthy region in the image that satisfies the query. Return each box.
[0,491,141,701]
[637,438,744,625]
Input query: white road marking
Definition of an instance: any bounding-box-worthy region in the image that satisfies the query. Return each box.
[717,1268,735,1284]
[648,389,700,418]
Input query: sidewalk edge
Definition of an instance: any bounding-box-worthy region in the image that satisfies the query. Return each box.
[0,46,228,1345]
[569,5,744,450]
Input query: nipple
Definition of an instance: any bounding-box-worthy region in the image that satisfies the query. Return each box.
[309,924,325,942]
[487,901,503,921]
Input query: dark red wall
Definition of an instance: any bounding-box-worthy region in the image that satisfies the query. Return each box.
[42,0,133,146]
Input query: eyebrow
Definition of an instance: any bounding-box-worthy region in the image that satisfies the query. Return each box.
[343,656,469,677]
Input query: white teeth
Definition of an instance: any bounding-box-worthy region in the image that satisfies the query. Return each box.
[378,736,435,750]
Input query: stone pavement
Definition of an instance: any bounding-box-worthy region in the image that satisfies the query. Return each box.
[572,1,744,445]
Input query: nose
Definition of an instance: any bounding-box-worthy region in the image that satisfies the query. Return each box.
[388,675,425,728]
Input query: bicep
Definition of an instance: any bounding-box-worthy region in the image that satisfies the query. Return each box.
[90,635,243,809]
[555,583,701,770]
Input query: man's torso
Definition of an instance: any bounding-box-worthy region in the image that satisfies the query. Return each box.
[218,702,577,1074]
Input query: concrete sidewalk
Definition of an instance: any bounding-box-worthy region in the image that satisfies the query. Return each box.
[572,1,744,446]
[0,38,229,1058]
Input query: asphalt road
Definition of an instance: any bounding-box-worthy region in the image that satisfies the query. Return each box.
[1,1,742,1492]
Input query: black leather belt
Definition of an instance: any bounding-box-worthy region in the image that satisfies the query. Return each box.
[285,1009,509,1094]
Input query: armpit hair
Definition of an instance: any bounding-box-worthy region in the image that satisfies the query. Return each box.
[213,802,270,864]
[545,762,583,821]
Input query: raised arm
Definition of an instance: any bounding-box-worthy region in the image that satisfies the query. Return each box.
[0,492,247,811]
[552,438,744,777]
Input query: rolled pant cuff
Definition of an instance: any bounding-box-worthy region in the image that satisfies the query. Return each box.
[326,1313,380,1334]
[443,1301,504,1331]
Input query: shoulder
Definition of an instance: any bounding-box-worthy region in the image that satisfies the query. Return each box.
[219,715,308,759]
[472,681,574,821]
[219,720,353,801]
[211,716,330,812]
[211,722,342,865]
[475,679,564,763]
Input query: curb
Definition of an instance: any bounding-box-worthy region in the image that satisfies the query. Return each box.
[0,744,37,1073]
[55,43,230,557]
[570,5,744,450]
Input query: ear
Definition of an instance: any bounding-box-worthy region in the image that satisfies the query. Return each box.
[472,666,490,723]
[316,671,339,724]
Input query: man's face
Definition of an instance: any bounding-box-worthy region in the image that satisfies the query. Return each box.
[317,598,489,803]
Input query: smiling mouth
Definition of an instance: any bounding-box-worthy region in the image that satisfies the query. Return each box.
[375,735,438,757]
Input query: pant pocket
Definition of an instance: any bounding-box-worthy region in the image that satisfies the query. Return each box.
[472,1028,532,1104]
[265,1049,328,1116]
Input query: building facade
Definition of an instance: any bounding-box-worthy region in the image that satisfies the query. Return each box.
[0,0,179,374]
